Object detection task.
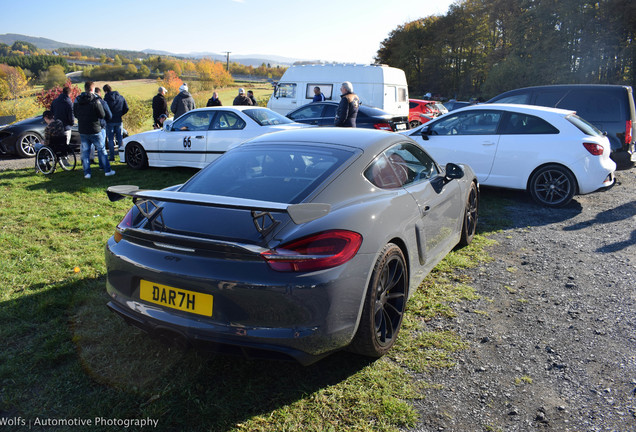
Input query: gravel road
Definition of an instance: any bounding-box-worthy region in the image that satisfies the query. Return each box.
[0,154,34,171]
[410,165,636,431]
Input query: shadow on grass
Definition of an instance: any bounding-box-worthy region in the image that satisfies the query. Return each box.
[1,275,375,431]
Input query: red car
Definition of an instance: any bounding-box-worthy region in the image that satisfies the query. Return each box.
[408,99,440,128]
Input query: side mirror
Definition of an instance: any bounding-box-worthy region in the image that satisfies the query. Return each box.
[444,163,464,181]
[164,120,173,131]
[420,125,430,141]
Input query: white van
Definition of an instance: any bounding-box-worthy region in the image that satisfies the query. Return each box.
[267,64,409,117]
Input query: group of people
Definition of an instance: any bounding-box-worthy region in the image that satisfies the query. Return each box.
[43,80,359,178]
[46,81,129,178]
[151,86,259,128]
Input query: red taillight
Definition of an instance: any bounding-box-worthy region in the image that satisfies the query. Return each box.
[113,209,133,243]
[261,230,362,272]
[626,120,633,144]
[583,142,604,156]
[373,123,393,131]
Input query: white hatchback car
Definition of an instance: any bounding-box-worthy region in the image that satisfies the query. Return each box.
[120,106,308,170]
[404,104,616,206]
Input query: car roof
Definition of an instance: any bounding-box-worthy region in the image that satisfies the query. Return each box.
[185,106,272,114]
[241,127,408,154]
[450,103,575,116]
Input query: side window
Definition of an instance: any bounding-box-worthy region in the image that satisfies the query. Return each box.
[211,111,246,130]
[500,113,559,135]
[429,111,501,135]
[409,101,418,109]
[397,87,408,102]
[172,111,214,131]
[364,143,439,189]
[305,84,333,100]
[323,104,337,118]
[558,91,623,122]
[289,104,323,120]
[494,94,530,104]
[275,83,296,99]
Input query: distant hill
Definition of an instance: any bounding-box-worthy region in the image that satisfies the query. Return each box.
[0,33,305,67]
[0,33,90,50]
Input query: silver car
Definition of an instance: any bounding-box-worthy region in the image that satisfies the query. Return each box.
[105,128,479,365]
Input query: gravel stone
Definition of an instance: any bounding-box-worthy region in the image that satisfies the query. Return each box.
[407,164,636,432]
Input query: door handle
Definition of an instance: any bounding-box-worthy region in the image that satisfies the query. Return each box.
[420,205,431,216]
[195,136,204,139]
[482,141,496,146]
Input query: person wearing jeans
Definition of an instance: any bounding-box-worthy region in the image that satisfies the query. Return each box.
[103,84,129,161]
[73,81,115,179]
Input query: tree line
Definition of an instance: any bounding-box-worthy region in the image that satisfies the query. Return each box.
[376,0,635,100]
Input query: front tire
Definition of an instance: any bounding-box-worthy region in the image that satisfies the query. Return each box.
[459,181,479,246]
[125,142,148,170]
[16,132,42,158]
[35,146,56,175]
[349,244,408,357]
[528,164,576,207]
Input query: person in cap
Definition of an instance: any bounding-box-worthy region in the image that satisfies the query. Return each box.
[170,83,196,120]
[232,88,253,106]
[153,86,169,128]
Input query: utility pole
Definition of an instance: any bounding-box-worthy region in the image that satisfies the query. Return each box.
[224,51,231,71]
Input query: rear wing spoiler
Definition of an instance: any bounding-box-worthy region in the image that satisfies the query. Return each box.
[107,185,330,228]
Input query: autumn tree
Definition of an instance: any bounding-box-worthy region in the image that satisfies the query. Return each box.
[0,64,29,100]
[35,80,81,109]
[161,70,183,97]
[44,64,68,90]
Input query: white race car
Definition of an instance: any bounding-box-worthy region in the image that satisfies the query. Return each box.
[120,106,309,169]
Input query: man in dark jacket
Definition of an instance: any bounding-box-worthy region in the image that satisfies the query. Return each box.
[233,88,253,106]
[50,86,74,144]
[73,81,114,179]
[334,81,359,127]
[94,87,112,168]
[171,83,196,119]
[152,86,168,128]
[206,91,222,107]
[103,84,129,161]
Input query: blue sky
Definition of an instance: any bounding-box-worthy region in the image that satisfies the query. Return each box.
[0,0,456,63]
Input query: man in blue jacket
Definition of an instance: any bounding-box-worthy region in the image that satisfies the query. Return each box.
[103,84,129,161]
[50,86,74,144]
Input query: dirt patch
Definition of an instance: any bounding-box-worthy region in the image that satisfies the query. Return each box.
[409,166,636,431]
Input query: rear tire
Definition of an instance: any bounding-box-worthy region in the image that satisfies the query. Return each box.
[58,151,77,171]
[349,244,408,357]
[409,120,421,129]
[459,182,479,246]
[35,146,56,175]
[125,142,148,170]
[528,164,576,207]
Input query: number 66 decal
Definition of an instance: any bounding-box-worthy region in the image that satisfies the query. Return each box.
[183,136,192,148]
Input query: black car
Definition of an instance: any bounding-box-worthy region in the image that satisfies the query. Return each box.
[487,84,636,167]
[286,101,408,132]
[0,114,80,158]
[444,100,472,111]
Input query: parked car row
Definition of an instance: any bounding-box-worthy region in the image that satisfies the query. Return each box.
[0,115,80,157]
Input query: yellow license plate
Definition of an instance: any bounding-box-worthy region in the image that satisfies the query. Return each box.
[139,280,213,317]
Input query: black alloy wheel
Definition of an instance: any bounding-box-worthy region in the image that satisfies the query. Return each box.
[350,243,408,357]
[459,181,478,246]
[125,142,148,170]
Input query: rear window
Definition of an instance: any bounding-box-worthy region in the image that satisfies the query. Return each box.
[181,145,355,203]
[566,114,603,137]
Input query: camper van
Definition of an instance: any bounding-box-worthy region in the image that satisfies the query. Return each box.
[267,64,409,117]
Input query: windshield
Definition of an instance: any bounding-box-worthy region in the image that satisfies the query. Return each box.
[244,109,294,126]
[180,144,355,204]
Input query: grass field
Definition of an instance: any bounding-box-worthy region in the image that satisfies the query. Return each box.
[0,162,506,431]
